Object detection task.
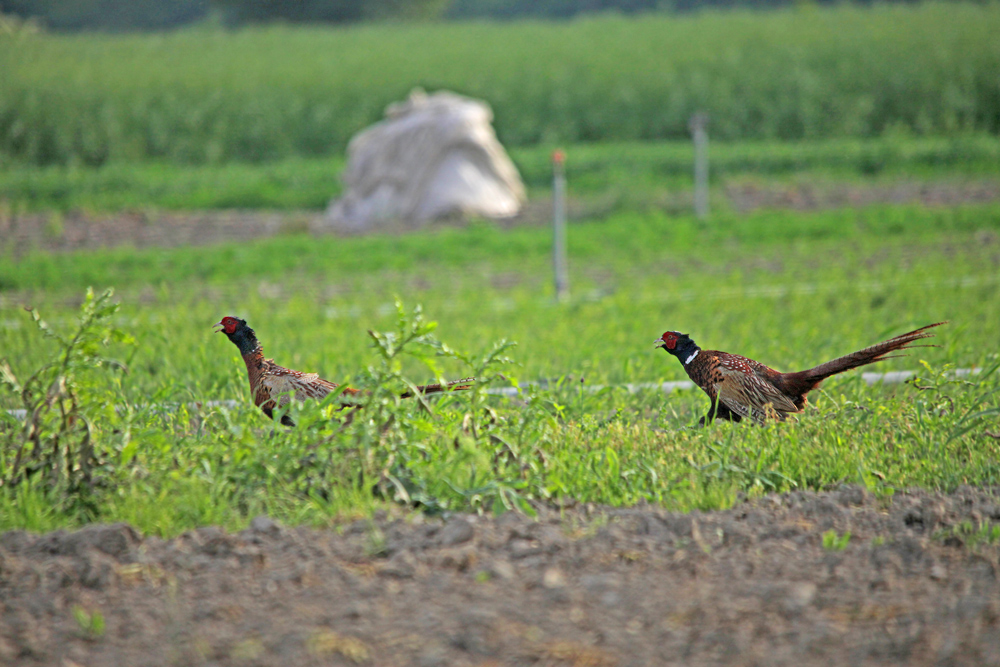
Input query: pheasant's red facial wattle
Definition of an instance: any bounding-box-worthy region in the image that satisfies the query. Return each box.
[215,316,242,335]
[661,332,679,350]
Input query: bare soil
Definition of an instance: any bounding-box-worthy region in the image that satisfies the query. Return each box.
[724,179,1000,214]
[3,486,999,666]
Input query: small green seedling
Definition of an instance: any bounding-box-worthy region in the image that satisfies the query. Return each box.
[936,520,1000,549]
[822,530,851,551]
[72,605,105,640]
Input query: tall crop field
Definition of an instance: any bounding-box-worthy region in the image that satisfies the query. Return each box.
[1,3,999,166]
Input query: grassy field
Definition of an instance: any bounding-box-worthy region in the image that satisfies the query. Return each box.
[2,203,999,535]
[2,133,999,213]
[2,3,999,166]
[2,3,999,534]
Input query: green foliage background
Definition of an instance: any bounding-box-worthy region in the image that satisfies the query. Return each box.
[2,3,999,166]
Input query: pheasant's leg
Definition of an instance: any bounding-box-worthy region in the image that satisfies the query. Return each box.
[716,404,742,423]
[698,397,721,426]
[260,403,297,427]
[699,398,742,426]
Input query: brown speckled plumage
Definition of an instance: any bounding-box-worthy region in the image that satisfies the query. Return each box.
[240,343,359,424]
[216,317,474,426]
[656,322,946,425]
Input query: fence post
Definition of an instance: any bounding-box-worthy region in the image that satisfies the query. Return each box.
[689,112,710,220]
[552,149,569,302]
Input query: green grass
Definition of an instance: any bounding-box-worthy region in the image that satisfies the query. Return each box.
[2,3,1000,166]
[935,520,1000,549]
[0,158,346,213]
[2,202,999,535]
[3,134,1000,213]
[3,203,998,292]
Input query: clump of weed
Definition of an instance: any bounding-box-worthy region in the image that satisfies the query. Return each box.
[935,520,1000,549]
[72,605,106,641]
[0,288,134,515]
[822,530,852,551]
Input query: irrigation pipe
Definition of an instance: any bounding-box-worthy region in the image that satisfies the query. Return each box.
[3,368,980,421]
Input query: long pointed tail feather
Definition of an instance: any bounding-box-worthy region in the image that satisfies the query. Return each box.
[794,322,946,388]
[400,377,476,399]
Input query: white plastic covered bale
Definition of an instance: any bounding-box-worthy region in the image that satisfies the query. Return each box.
[325,89,526,230]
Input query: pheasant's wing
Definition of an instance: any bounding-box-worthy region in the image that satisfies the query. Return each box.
[715,356,798,424]
[260,364,340,406]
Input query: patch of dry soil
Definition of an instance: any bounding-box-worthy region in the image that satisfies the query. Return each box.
[2,486,999,666]
[725,180,1000,214]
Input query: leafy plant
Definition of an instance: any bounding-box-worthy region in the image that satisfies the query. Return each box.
[0,288,134,514]
[348,300,536,514]
[72,605,106,640]
[822,530,852,551]
[934,520,1000,549]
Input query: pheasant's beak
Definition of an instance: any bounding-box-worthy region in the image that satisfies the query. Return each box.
[653,338,666,349]
[212,321,225,333]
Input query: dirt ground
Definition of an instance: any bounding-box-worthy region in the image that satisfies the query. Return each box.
[2,486,999,667]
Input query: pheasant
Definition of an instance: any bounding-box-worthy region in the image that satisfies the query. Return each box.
[215,316,474,425]
[655,322,945,425]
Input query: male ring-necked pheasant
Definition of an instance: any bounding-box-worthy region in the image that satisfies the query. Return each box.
[215,316,474,425]
[655,322,945,425]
